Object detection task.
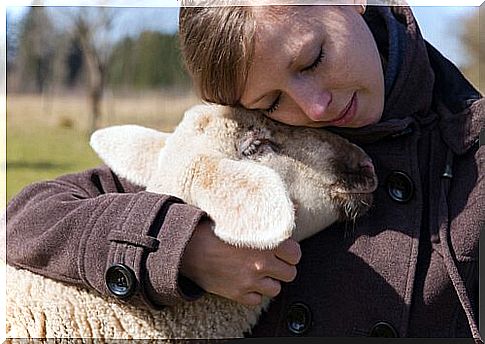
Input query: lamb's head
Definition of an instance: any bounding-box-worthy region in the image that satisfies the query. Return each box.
[184,105,378,241]
[90,104,377,249]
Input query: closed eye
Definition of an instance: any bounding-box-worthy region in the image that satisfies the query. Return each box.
[265,93,281,114]
[264,46,323,115]
[302,46,324,72]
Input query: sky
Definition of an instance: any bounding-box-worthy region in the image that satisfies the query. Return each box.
[412,6,477,67]
[5,4,480,68]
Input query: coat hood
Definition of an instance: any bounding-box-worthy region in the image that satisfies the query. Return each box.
[329,6,482,155]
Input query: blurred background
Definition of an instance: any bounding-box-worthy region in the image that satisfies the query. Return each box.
[5,5,483,201]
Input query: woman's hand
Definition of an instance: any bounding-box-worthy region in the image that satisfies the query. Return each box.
[180,219,301,306]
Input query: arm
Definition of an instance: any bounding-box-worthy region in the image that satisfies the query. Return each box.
[6,165,207,309]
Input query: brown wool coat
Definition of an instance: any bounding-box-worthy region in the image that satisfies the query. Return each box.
[5,6,484,340]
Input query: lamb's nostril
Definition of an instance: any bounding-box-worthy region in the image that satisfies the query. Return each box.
[359,159,375,174]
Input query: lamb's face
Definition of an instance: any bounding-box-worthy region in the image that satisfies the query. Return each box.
[186,105,378,241]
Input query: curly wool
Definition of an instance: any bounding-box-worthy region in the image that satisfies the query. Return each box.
[6,264,266,339]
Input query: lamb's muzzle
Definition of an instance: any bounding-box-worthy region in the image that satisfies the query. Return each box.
[324,143,378,221]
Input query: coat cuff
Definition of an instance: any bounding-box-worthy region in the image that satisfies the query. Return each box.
[143,202,207,307]
[79,191,206,309]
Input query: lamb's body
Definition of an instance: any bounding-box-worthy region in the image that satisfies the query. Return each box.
[6,104,377,339]
[7,264,260,338]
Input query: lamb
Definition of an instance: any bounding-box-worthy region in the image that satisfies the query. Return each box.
[5,104,377,339]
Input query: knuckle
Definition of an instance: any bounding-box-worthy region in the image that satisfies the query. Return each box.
[252,259,267,274]
[240,280,253,293]
[241,276,259,294]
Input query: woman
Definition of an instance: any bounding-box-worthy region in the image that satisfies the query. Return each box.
[6,2,483,340]
[177,3,484,339]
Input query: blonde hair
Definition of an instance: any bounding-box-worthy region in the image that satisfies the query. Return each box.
[179,6,256,106]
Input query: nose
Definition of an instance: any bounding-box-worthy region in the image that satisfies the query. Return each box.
[289,82,332,122]
[359,158,375,175]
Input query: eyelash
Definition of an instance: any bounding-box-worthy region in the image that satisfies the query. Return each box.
[305,46,325,72]
[266,94,281,114]
[265,46,324,115]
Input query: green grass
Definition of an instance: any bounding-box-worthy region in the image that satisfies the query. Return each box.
[6,92,198,203]
[6,124,101,202]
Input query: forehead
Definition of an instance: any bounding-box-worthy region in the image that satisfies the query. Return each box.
[253,11,316,57]
[252,5,357,41]
[251,6,344,65]
[251,6,320,36]
[241,6,328,105]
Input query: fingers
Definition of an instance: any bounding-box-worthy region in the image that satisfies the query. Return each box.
[250,247,298,283]
[261,258,297,283]
[181,221,301,307]
[255,277,282,298]
[274,238,302,265]
[250,239,300,283]
[239,279,281,306]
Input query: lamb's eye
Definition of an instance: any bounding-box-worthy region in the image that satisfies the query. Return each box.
[238,129,278,158]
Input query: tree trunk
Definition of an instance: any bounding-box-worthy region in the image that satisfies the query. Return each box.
[89,84,103,134]
[76,20,106,134]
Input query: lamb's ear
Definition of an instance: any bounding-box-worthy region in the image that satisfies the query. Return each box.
[189,155,295,250]
[90,125,170,186]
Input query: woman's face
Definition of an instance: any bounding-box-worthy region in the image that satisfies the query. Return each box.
[240,5,385,128]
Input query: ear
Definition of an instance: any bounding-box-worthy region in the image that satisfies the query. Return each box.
[90,125,170,186]
[188,155,295,250]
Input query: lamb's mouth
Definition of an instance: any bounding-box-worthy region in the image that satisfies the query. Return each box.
[333,192,374,222]
[331,176,378,195]
[330,177,377,221]
[333,188,376,195]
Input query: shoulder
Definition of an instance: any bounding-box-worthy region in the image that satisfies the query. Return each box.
[55,164,145,195]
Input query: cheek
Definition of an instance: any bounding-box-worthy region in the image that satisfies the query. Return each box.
[350,38,385,124]
[332,10,383,89]
[352,91,384,127]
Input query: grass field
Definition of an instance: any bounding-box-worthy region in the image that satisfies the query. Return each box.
[6,91,199,202]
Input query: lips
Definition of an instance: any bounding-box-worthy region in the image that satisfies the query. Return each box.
[327,92,357,127]
[338,94,355,118]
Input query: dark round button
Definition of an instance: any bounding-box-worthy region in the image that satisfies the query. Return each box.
[286,302,312,335]
[105,264,137,298]
[369,321,398,337]
[386,171,414,203]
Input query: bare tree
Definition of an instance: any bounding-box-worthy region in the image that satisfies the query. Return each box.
[68,8,117,133]
[16,7,56,93]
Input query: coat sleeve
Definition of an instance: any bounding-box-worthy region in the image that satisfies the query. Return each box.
[5,165,208,309]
